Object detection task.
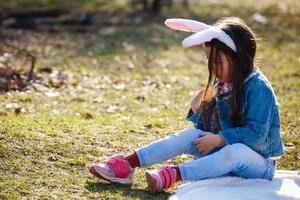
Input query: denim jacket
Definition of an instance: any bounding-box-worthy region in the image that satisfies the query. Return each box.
[186,67,286,158]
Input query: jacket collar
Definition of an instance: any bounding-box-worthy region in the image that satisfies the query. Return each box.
[243,65,259,84]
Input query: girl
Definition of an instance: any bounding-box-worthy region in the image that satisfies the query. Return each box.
[88,17,286,194]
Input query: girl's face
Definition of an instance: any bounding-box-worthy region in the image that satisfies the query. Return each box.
[203,45,232,82]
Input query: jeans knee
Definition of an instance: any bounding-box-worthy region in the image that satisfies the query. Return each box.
[221,143,251,161]
[165,128,197,143]
[174,128,201,138]
[168,128,201,154]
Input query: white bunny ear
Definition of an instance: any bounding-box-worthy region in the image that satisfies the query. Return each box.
[165,18,237,52]
[182,29,218,47]
[182,28,237,52]
[164,18,211,33]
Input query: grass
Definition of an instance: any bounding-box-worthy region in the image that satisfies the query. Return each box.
[0,0,300,199]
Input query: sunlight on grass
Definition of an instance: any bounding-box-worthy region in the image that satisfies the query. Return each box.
[0,1,299,199]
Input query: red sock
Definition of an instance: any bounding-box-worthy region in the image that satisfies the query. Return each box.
[172,166,182,182]
[125,151,140,168]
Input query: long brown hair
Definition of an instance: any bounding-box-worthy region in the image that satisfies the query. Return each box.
[201,17,257,126]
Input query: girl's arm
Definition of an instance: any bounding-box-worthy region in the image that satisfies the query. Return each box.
[190,88,205,112]
[186,108,199,128]
[186,87,217,128]
[219,83,276,146]
[186,89,205,128]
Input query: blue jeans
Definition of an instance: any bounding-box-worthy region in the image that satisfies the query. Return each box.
[135,128,276,181]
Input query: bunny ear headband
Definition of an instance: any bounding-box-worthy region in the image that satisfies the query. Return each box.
[164,18,236,52]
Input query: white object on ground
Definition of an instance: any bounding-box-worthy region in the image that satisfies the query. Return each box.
[169,170,300,200]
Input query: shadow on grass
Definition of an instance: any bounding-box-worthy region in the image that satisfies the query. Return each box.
[85,179,171,199]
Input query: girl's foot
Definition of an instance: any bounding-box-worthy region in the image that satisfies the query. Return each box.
[88,155,134,185]
[145,166,177,193]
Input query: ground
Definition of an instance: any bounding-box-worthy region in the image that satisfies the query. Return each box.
[0,0,299,199]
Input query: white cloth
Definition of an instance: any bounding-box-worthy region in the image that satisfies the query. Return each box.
[169,170,300,200]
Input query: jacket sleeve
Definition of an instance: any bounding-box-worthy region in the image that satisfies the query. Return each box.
[186,108,200,128]
[219,83,275,146]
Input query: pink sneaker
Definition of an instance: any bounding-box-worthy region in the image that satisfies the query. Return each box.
[145,166,177,193]
[88,155,134,185]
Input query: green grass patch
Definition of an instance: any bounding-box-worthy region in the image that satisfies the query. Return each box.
[0,1,299,199]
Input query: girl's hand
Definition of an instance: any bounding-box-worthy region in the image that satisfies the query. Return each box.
[190,89,205,112]
[194,132,225,155]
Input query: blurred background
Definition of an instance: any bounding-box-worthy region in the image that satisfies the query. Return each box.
[0,1,299,199]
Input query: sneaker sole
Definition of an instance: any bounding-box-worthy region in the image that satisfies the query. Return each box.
[145,171,161,194]
[89,166,133,185]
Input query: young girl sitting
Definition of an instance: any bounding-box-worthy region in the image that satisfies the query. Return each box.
[88,17,286,194]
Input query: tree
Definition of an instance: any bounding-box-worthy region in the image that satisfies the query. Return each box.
[131,0,188,14]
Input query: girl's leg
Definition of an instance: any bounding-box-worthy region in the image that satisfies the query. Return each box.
[135,128,206,167]
[88,127,207,185]
[179,143,276,181]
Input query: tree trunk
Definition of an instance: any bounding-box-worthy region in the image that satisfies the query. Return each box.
[142,0,148,11]
[183,0,189,7]
[151,0,161,13]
